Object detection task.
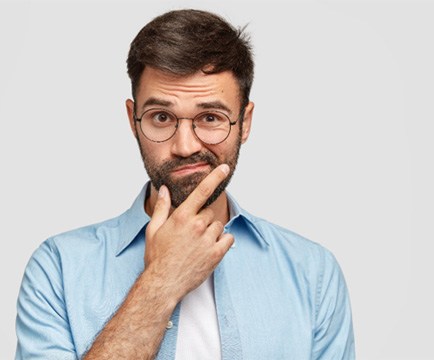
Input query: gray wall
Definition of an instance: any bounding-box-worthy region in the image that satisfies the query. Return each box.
[1,1,432,359]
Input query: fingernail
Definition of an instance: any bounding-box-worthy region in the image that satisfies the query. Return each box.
[221,164,230,175]
[158,185,167,198]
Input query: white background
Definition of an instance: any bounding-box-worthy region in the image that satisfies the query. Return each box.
[1,1,433,359]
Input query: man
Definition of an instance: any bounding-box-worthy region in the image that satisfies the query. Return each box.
[16,9,355,360]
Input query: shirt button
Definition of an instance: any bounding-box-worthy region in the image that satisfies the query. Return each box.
[166,320,173,329]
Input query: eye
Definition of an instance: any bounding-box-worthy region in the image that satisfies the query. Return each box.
[144,109,176,127]
[195,112,227,128]
[204,114,217,122]
[154,112,170,123]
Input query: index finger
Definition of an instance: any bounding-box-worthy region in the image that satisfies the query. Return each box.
[179,164,230,215]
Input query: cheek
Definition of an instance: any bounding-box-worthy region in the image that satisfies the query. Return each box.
[204,144,225,159]
[214,127,241,154]
[139,138,170,160]
[206,144,237,165]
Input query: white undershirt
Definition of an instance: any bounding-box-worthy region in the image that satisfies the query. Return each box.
[175,274,222,359]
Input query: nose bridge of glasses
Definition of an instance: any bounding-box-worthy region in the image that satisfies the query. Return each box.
[171,117,203,155]
[175,116,197,130]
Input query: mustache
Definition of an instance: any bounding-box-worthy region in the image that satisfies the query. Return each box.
[158,152,219,173]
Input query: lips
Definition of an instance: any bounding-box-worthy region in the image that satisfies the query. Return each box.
[171,162,210,176]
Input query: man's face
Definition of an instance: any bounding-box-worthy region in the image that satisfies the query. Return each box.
[126,67,253,208]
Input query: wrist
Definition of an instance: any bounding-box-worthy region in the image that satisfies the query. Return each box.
[139,265,181,310]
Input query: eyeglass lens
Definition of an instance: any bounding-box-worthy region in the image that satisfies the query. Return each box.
[139,109,233,144]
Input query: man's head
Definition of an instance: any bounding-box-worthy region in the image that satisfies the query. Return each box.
[125,10,254,208]
[127,9,254,110]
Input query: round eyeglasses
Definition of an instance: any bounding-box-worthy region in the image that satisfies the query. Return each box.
[134,108,239,145]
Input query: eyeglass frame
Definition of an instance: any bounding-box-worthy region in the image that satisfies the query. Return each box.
[133,106,245,145]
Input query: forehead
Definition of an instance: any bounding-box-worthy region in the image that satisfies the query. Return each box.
[135,67,241,112]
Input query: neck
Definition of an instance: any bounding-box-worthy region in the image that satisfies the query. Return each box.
[145,184,230,225]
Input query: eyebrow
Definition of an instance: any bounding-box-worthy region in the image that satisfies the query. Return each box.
[141,97,232,115]
[141,97,173,109]
[196,101,232,115]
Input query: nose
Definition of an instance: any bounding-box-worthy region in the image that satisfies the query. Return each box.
[170,119,203,158]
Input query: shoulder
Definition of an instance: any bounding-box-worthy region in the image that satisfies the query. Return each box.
[33,211,126,262]
[243,210,340,271]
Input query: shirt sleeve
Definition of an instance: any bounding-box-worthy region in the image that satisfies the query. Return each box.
[16,239,78,360]
[312,249,355,360]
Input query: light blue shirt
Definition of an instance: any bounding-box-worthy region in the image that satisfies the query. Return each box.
[16,184,355,359]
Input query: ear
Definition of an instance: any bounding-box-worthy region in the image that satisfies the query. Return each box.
[126,98,138,138]
[241,101,254,144]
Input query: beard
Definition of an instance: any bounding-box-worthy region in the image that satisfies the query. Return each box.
[137,135,241,208]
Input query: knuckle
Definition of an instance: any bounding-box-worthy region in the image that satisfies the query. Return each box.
[225,233,234,242]
[193,218,207,233]
[217,169,227,180]
[198,183,212,198]
[201,208,215,221]
[153,200,163,212]
[213,221,224,233]
[153,198,167,214]
[212,246,226,261]
[172,210,186,223]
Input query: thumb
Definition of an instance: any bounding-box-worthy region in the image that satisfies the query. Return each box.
[146,185,171,239]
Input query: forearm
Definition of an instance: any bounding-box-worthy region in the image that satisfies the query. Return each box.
[83,269,178,360]
[84,169,233,359]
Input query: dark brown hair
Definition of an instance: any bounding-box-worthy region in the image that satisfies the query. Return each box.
[127,9,254,110]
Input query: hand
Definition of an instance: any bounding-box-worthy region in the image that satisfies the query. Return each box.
[144,164,235,302]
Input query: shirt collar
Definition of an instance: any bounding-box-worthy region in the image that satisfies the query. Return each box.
[115,182,269,256]
[225,192,270,248]
[116,185,150,256]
